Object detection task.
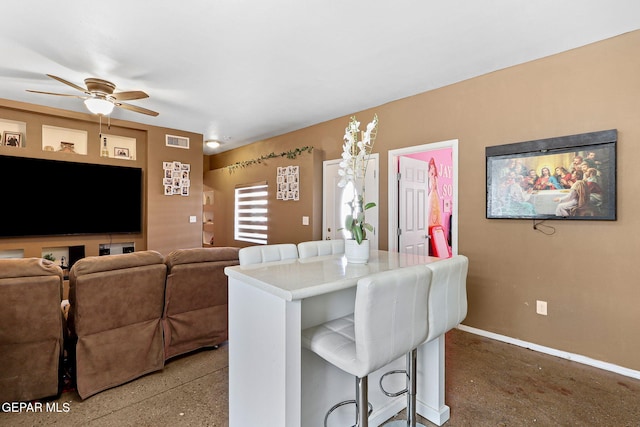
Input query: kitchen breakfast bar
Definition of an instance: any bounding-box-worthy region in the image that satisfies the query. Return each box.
[224,250,451,427]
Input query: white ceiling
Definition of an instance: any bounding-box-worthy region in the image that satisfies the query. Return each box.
[1,1,639,154]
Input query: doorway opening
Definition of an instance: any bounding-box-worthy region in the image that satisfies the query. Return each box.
[388,140,458,256]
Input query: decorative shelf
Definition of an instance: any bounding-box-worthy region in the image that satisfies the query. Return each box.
[98,242,135,256]
[0,118,27,148]
[101,133,137,160]
[42,125,88,155]
[202,188,214,246]
[0,248,24,259]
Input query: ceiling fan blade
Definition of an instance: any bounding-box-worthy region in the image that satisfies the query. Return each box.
[111,90,149,101]
[46,74,89,94]
[26,89,85,98]
[116,102,159,117]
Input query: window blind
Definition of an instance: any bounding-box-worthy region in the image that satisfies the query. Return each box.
[234,183,268,244]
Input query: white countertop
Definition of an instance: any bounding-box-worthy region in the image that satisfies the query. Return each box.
[224,250,439,301]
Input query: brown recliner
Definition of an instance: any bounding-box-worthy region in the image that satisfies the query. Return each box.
[0,258,64,402]
[67,251,166,399]
[163,247,239,360]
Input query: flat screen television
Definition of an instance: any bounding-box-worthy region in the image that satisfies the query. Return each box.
[486,129,616,221]
[0,155,143,238]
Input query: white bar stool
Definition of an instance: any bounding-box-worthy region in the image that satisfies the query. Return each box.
[297,239,345,259]
[238,243,298,265]
[302,265,432,427]
[380,255,469,427]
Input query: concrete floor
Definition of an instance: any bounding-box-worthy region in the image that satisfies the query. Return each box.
[2,328,639,426]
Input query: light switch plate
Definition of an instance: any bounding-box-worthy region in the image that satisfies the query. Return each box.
[536,300,548,316]
[189,216,197,223]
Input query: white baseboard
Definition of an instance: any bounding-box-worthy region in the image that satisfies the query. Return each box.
[457,324,640,380]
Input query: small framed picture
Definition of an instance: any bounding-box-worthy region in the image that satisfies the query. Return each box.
[4,132,22,147]
[114,147,130,158]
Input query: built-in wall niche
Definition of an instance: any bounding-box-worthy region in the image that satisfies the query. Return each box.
[42,124,88,155]
[0,118,27,148]
[0,249,24,259]
[101,133,137,160]
[41,245,85,278]
[98,242,135,256]
[203,188,214,246]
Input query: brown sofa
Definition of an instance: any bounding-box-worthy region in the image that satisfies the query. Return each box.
[0,258,64,403]
[67,251,167,399]
[163,247,240,360]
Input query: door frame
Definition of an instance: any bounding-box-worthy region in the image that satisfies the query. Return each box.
[388,139,459,254]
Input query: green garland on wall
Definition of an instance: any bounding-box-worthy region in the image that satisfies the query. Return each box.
[226,146,314,173]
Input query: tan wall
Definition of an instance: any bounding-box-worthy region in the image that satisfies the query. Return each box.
[145,127,204,255]
[205,147,323,246]
[206,31,640,371]
[0,99,203,258]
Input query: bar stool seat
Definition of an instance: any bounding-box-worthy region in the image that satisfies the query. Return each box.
[302,265,432,427]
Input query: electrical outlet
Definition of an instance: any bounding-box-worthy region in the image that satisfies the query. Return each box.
[302,216,309,226]
[536,300,548,316]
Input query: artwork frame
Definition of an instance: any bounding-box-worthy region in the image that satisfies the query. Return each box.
[3,131,22,147]
[162,160,191,196]
[276,165,300,201]
[114,147,130,158]
[486,129,617,221]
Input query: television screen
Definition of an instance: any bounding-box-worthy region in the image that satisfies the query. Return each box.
[486,130,616,220]
[0,155,143,237]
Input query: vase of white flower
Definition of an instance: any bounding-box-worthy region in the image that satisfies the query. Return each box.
[338,114,378,263]
[345,237,370,264]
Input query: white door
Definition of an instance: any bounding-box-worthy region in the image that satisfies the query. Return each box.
[388,140,458,256]
[398,156,429,255]
[323,154,378,250]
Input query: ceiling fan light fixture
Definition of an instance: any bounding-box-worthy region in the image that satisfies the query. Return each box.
[205,139,221,149]
[84,97,115,115]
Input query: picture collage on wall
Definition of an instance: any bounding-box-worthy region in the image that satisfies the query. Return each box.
[162,161,191,196]
[276,165,299,201]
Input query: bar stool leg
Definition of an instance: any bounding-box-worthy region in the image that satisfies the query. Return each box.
[385,349,426,427]
[357,376,369,427]
[323,376,373,427]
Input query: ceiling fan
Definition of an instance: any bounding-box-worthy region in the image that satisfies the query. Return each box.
[27,74,159,117]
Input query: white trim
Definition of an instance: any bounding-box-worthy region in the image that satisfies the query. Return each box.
[388,139,458,254]
[457,324,640,380]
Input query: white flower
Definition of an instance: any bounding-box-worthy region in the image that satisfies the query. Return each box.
[337,114,379,244]
[338,114,378,187]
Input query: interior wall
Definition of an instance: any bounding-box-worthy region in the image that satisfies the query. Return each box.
[145,127,204,255]
[205,147,323,247]
[206,31,640,371]
[0,99,203,258]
